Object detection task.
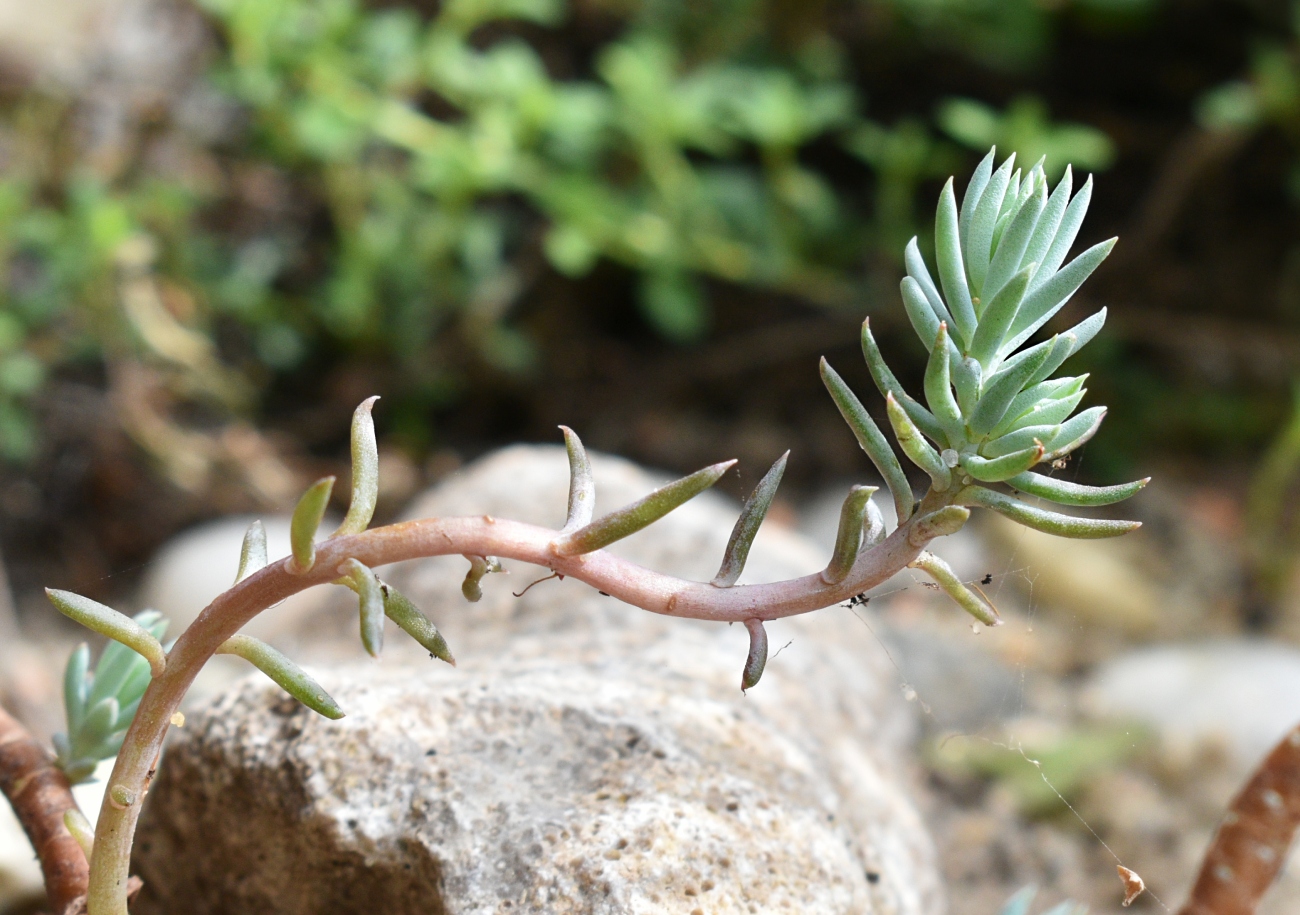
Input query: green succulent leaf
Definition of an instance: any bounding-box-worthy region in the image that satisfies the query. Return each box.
[1022,165,1073,271]
[968,341,1054,439]
[924,323,964,436]
[860,319,947,444]
[961,486,1140,538]
[821,357,915,523]
[824,485,880,583]
[554,459,736,555]
[887,394,951,490]
[901,275,941,348]
[958,147,996,255]
[47,591,167,680]
[1029,173,1093,292]
[968,263,1034,368]
[741,618,768,692]
[339,557,385,657]
[1044,405,1106,459]
[714,451,788,587]
[934,179,977,345]
[235,520,269,584]
[982,177,1045,306]
[911,550,998,626]
[904,237,955,331]
[983,423,1060,459]
[380,580,455,665]
[1006,471,1148,506]
[962,444,1045,483]
[217,634,345,720]
[335,396,380,537]
[290,476,336,573]
[63,643,89,735]
[560,425,595,532]
[967,153,1015,296]
[907,505,971,545]
[1003,237,1115,352]
[989,376,1084,438]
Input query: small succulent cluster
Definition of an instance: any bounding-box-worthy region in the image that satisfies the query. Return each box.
[819,148,1146,624]
[53,611,169,785]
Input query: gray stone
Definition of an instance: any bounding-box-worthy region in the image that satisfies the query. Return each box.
[1082,640,1300,770]
[134,447,943,914]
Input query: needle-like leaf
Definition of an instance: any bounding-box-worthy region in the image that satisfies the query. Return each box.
[1006,472,1149,506]
[380,581,455,665]
[338,558,384,657]
[904,237,955,330]
[924,324,964,436]
[962,443,1045,483]
[860,319,947,444]
[823,485,879,584]
[959,148,997,254]
[968,264,1034,368]
[235,519,268,584]
[217,634,344,719]
[910,551,999,626]
[741,618,768,692]
[45,590,166,678]
[935,179,977,344]
[63,643,89,735]
[335,396,380,536]
[553,460,737,556]
[821,358,915,523]
[886,394,951,491]
[960,486,1140,538]
[290,476,335,573]
[713,451,788,587]
[967,153,1016,296]
[560,425,595,532]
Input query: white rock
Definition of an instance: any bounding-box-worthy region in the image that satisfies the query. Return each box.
[137,515,338,644]
[134,446,943,914]
[1082,640,1300,768]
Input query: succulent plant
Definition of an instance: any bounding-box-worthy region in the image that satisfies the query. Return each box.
[819,147,1146,623]
[4,147,1152,915]
[53,611,170,785]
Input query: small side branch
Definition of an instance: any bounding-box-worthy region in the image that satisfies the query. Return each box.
[0,703,89,913]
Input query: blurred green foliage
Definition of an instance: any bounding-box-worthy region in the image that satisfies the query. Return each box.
[0,0,1134,465]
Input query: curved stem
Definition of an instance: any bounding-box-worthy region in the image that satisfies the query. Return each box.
[87,506,943,914]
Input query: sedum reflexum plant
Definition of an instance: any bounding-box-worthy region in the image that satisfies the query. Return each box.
[1,147,1145,915]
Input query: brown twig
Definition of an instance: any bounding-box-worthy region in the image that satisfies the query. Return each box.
[0,703,89,914]
[1177,723,1300,915]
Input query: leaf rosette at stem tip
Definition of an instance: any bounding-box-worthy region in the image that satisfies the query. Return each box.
[848,146,1146,541]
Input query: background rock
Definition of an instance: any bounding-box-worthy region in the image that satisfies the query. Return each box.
[133,447,943,914]
[1082,640,1300,771]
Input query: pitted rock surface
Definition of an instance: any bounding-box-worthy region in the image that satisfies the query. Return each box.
[133,447,942,914]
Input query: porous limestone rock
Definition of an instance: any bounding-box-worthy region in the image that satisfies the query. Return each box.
[133,447,943,915]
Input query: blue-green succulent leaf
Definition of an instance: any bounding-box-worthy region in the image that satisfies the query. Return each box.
[861,320,947,444]
[959,148,997,254]
[935,179,977,345]
[967,153,1015,295]
[1007,472,1148,506]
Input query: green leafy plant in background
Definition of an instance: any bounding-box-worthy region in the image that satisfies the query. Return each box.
[0,0,1128,470]
[0,147,1147,914]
